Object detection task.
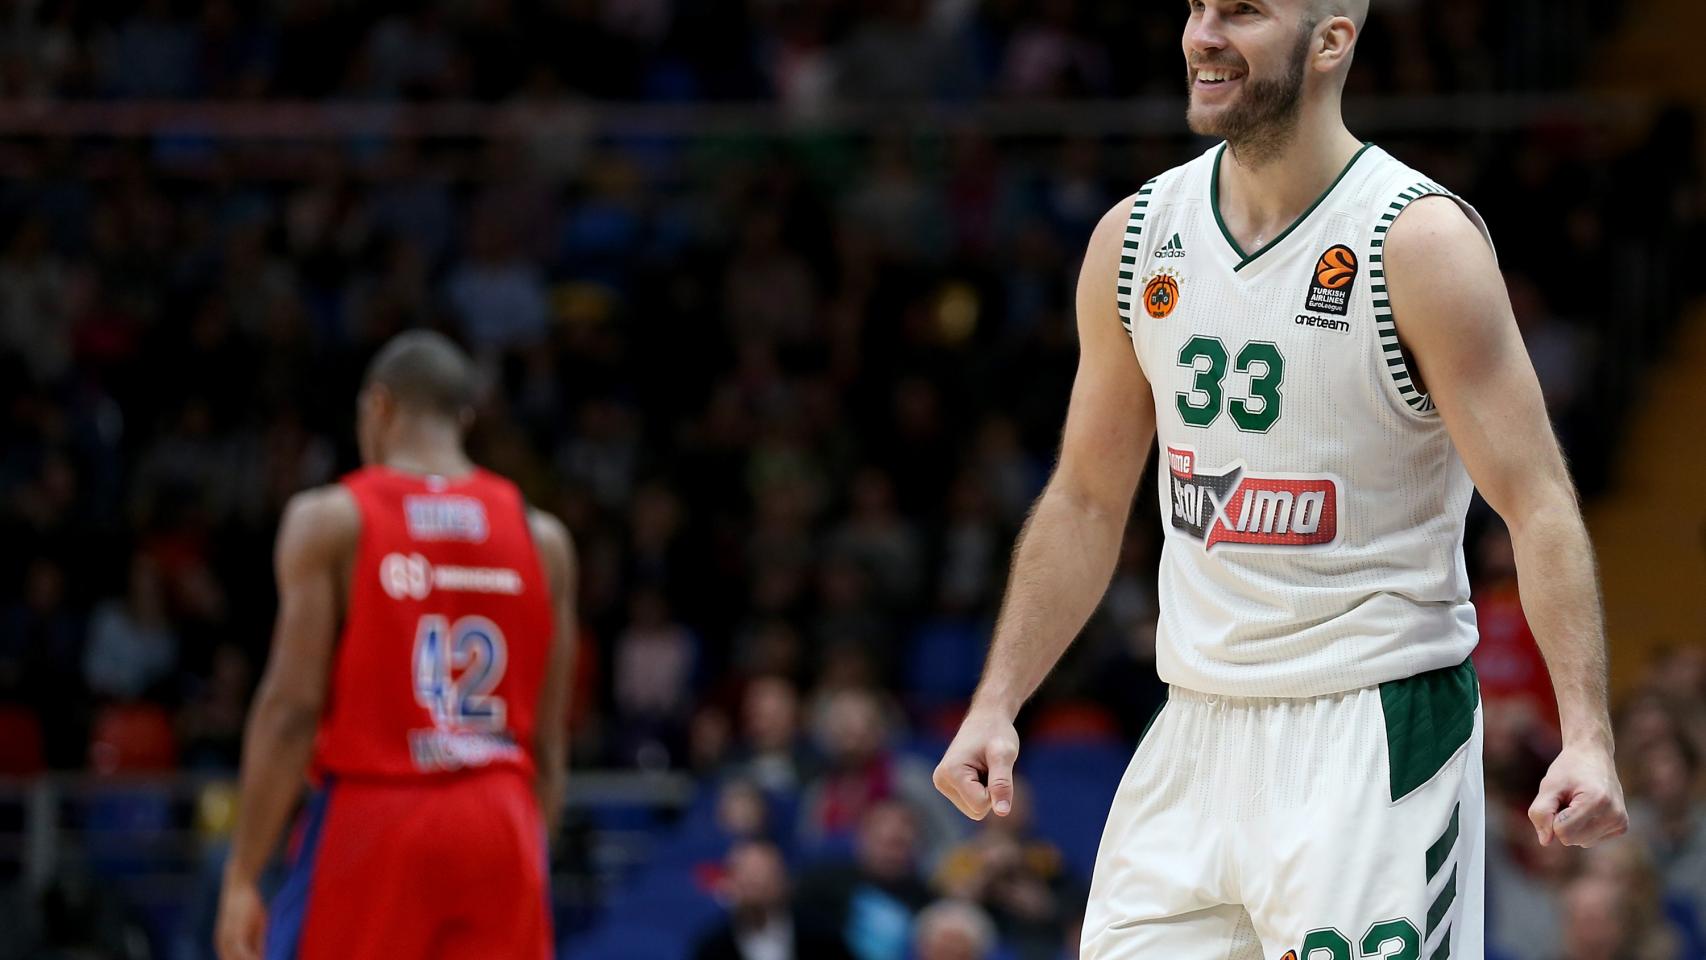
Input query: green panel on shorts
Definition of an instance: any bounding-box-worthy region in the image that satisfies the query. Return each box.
[1378,658,1478,802]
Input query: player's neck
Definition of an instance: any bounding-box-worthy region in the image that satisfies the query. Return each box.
[379,422,475,480]
[381,452,475,480]
[1218,109,1363,249]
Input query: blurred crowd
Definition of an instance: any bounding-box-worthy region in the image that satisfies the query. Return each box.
[0,0,1619,106]
[0,0,1701,958]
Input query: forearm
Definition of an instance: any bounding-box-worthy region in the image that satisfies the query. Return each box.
[1507,495,1611,748]
[224,695,319,885]
[535,742,566,838]
[973,484,1129,718]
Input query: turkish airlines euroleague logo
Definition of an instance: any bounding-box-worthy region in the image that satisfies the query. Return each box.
[1303,244,1358,316]
[1167,445,1340,551]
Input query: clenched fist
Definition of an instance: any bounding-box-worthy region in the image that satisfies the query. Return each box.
[934,705,1021,820]
[1529,741,1629,847]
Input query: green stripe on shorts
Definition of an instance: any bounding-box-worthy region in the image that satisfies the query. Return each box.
[1427,866,1457,936]
[1426,803,1460,880]
[1428,927,1451,960]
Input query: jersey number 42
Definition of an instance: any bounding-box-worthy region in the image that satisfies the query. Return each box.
[412,615,509,733]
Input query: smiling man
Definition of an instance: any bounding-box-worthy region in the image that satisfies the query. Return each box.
[934,2,1628,958]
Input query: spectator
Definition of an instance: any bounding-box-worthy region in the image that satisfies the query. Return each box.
[611,587,698,767]
[693,839,852,960]
[0,557,86,767]
[913,898,999,960]
[828,467,924,612]
[0,217,72,383]
[177,644,252,771]
[833,0,978,102]
[725,674,820,798]
[934,780,1074,960]
[797,800,935,960]
[446,213,549,356]
[1582,839,1702,959]
[1484,783,1570,960]
[83,556,178,702]
[799,687,955,859]
[1559,862,1681,960]
[1628,733,1706,938]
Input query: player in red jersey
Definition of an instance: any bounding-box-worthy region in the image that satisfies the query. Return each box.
[215,331,577,960]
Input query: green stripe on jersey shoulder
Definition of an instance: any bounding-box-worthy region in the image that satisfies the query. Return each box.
[1379,658,1478,802]
[1373,182,1458,416]
[1115,177,1163,333]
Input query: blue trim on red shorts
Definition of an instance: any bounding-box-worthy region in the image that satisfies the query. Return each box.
[265,782,334,960]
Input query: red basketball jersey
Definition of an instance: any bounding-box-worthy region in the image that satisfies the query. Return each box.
[311,466,553,782]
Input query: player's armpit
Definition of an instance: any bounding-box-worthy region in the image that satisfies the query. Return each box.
[1381,196,1572,524]
[528,508,578,840]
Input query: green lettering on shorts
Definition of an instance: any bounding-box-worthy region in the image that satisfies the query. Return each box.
[1378,658,1478,802]
[1291,919,1423,960]
[1361,919,1421,960]
[1301,927,1353,960]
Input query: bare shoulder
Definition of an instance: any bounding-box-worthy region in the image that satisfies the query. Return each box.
[1383,194,1494,277]
[1084,192,1142,266]
[277,485,360,560]
[526,508,576,583]
[1381,192,1517,394]
[1075,191,1145,319]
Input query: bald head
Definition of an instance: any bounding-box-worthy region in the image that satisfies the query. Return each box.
[363,330,478,420]
[1308,0,1367,30]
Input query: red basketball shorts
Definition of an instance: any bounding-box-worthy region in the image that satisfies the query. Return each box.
[265,769,551,959]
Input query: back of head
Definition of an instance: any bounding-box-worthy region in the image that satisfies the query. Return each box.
[1301,0,1367,31]
[363,330,479,421]
[914,899,997,960]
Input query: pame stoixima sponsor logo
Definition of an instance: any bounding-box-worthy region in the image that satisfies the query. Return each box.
[1166,445,1340,551]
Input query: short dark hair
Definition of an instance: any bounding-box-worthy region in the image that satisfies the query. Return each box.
[363,330,478,418]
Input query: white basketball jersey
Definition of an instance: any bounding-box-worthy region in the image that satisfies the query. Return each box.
[1117,142,1492,698]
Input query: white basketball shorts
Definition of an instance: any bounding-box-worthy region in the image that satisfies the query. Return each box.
[1081,658,1483,960]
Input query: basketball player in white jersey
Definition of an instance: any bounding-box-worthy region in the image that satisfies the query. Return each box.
[934,2,1627,957]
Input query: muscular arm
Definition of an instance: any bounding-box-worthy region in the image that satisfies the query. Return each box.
[935,196,1157,819]
[528,508,578,842]
[1386,196,1626,847]
[217,487,357,959]
[975,202,1158,717]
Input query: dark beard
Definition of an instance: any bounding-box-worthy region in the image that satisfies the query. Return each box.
[1186,26,1312,167]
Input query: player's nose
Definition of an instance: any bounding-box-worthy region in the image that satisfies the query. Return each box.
[1184,11,1230,56]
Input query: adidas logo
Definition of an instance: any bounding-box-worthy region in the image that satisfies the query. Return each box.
[1153,232,1186,259]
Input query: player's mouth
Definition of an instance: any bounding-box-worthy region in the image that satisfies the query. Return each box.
[1193,67,1246,95]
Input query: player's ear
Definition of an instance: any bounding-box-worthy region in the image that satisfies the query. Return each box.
[1313,16,1356,74]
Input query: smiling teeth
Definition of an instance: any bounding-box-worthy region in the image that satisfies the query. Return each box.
[1201,69,1230,81]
